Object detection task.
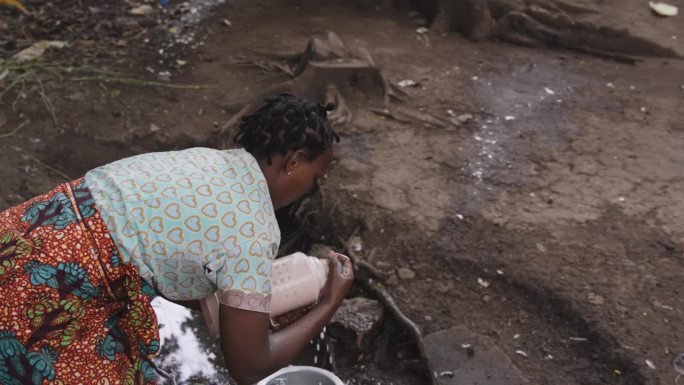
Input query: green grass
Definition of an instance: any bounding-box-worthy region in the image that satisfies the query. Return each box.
[0,59,212,126]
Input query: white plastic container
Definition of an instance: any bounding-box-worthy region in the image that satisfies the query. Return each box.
[270,252,329,318]
[257,365,345,385]
[200,252,329,338]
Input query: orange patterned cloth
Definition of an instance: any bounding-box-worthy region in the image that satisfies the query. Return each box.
[0,179,160,385]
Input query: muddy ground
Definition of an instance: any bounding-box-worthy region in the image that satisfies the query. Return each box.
[1,0,683,384]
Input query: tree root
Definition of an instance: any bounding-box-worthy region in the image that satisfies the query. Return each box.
[436,0,681,60]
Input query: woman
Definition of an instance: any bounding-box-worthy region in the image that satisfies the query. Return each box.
[0,93,354,385]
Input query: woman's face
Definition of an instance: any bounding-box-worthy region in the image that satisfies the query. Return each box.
[278,144,334,208]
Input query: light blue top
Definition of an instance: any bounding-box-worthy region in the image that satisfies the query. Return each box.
[85,148,280,312]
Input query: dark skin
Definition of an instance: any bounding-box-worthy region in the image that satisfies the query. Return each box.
[217,144,353,385]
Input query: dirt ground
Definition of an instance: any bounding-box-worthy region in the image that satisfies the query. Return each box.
[1,0,683,384]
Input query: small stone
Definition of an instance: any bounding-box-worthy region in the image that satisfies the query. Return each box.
[149,123,161,133]
[436,282,453,293]
[458,113,473,123]
[349,235,363,253]
[157,71,171,81]
[397,267,416,280]
[397,79,419,88]
[588,293,604,305]
[386,273,399,287]
[331,297,385,350]
[424,315,433,321]
[481,294,492,303]
[673,353,684,375]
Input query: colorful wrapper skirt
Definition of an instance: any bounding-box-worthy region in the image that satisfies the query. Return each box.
[0,179,160,385]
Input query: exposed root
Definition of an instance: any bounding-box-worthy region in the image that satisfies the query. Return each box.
[370,107,448,128]
[437,0,681,60]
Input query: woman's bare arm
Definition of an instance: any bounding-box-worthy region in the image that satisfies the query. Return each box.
[219,253,353,385]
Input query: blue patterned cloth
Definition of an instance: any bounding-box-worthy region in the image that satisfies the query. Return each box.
[85,148,280,312]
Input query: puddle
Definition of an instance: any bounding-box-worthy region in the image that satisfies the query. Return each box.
[152,298,232,385]
[151,292,428,385]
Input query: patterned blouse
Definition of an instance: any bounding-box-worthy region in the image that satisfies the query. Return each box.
[84,148,280,313]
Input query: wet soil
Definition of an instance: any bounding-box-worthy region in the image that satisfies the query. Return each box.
[2,0,683,384]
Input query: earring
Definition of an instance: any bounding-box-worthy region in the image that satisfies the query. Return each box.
[287,171,292,176]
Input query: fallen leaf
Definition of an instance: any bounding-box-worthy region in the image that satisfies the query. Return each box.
[649,1,678,16]
[130,4,154,15]
[13,41,67,62]
[0,0,28,13]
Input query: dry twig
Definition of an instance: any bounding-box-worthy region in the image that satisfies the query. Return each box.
[0,120,29,139]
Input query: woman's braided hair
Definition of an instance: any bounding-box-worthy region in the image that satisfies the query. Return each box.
[235,93,340,164]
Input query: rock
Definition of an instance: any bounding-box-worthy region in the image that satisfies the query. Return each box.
[674,353,684,375]
[397,267,416,280]
[349,235,363,253]
[330,297,384,351]
[436,281,454,294]
[452,113,474,126]
[421,326,530,385]
[587,293,604,305]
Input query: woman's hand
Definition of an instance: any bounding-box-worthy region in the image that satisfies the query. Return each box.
[220,252,354,384]
[320,251,354,307]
